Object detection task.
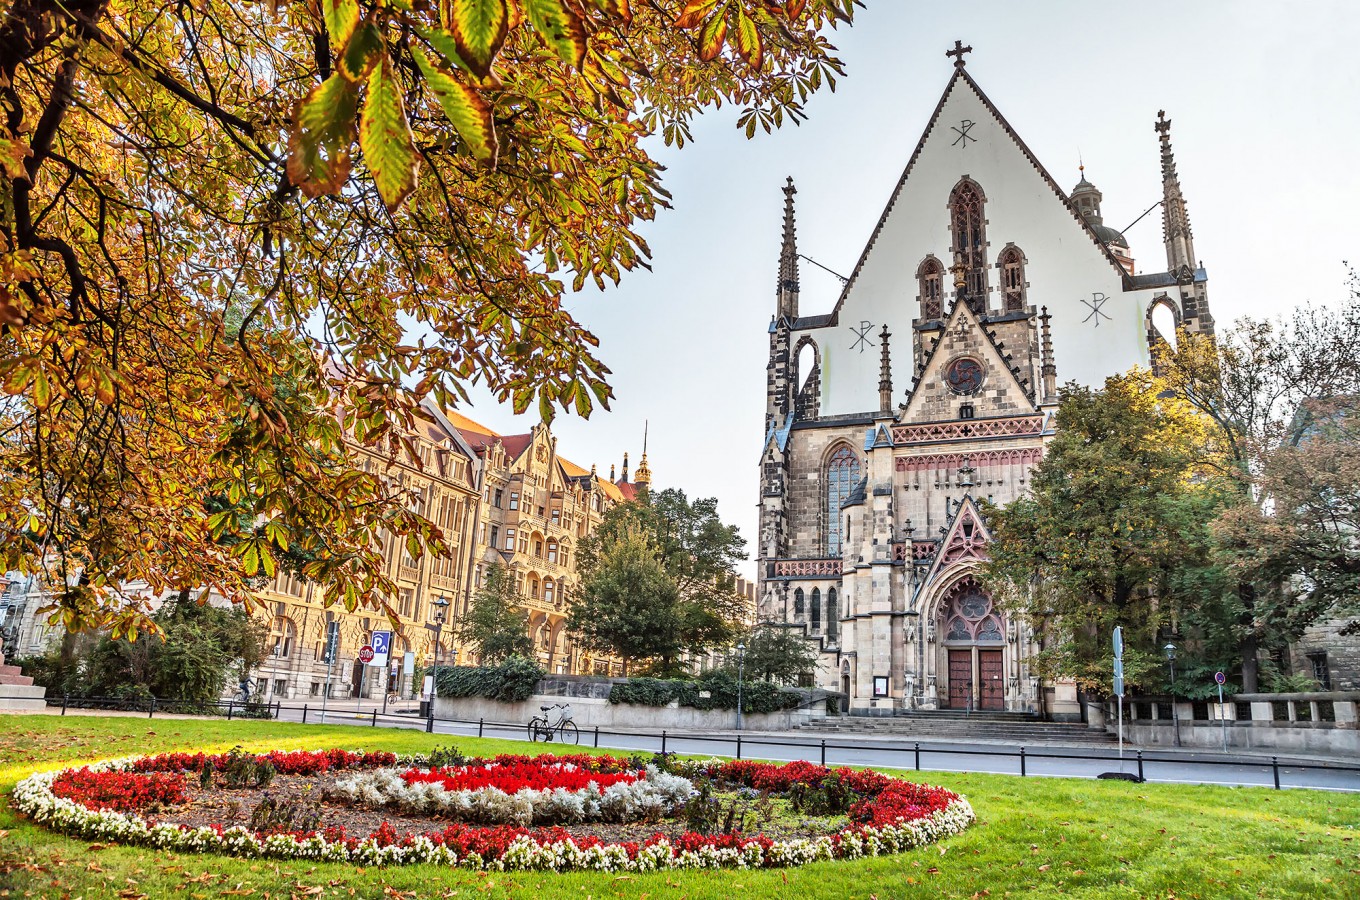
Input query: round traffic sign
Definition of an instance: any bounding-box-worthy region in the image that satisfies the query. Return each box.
[358,645,375,664]
[1214,671,1226,685]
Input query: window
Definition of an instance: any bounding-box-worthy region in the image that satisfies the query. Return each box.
[810,587,821,631]
[505,528,515,551]
[493,488,503,508]
[509,492,519,510]
[959,404,975,419]
[534,539,544,557]
[827,588,838,641]
[547,541,558,564]
[998,245,1026,311]
[950,178,987,305]
[794,588,805,619]
[489,525,499,548]
[917,256,944,319]
[1309,652,1332,690]
[551,508,561,525]
[269,617,295,658]
[544,578,555,605]
[398,589,414,618]
[825,445,861,557]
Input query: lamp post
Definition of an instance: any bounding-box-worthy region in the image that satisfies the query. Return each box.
[735,642,746,732]
[431,595,450,700]
[1164,642,1180,747]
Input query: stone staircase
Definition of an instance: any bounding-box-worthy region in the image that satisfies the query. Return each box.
[0,653,48,712]
[799,709,1119,745]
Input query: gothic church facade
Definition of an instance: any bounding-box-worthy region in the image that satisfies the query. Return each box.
[757,47,1213,717]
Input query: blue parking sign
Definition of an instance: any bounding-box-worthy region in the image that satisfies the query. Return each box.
[370,630,392,666]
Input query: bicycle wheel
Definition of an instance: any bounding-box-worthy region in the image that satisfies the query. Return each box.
[528,717,548,742]
[558,721,579,745]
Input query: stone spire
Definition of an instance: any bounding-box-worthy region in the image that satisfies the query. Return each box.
[878,325,893,412]
[776,177,800,320]
[1156,110,1196,280]
[620,452,629,483]
[1039,305,1057,402]
[634,421,652,487]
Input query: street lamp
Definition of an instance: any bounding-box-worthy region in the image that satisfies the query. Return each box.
[735,642,747,732]
[431,595,450,690]
[1164,642,1180,748]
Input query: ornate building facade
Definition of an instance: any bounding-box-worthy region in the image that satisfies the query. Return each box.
[757,48,1214,717]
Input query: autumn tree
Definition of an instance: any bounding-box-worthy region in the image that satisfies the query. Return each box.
[981,370,1226,693]
[456,562,534,664]
[1158,291,1360,688]
[0,1,855,636]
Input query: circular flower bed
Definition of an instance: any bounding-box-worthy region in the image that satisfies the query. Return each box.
[13,748,974,871]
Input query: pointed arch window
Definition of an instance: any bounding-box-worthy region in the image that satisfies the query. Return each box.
[950,179,987,304]
[998,245,1026,311]
[917,256,944,319]
[825,446,860,557]
[810,587,821,631]
[827,588,838,641]
[794,588,805,620]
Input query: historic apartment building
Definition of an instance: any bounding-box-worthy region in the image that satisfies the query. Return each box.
[0,401,653,701]
[757,47,1214,718]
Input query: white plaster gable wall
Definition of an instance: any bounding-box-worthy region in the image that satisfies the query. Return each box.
[800,75,1159,417]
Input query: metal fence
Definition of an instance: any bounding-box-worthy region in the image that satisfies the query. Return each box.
[11,693,1360,792]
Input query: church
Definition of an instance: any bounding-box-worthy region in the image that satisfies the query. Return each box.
[756,44,1214,718]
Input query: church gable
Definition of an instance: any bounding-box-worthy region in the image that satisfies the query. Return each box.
[899,300,1037,424]
[920,495,992,587]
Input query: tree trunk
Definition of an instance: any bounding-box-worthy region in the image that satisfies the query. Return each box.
[1238,581,1259,692]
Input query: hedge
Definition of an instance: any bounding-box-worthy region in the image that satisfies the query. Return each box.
[433,657,544,703]
[609,672,804,714]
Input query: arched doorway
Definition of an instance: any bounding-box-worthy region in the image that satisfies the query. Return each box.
[939,576,1006,710]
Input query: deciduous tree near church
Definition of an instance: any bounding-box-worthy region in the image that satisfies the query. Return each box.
[0,1,854,636]
[981,370,1225,693]
[455,563,534,664]
[569,488,747,675]
[1160,294,1360,689]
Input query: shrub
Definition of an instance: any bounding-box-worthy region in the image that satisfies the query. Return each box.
[608,672,804,713]
[434,657,544,703]
[220,746,275,788]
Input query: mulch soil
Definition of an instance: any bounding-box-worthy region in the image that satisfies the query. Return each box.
[144,774,846,843]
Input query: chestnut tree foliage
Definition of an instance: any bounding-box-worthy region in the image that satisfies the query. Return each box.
[0,0,854,636]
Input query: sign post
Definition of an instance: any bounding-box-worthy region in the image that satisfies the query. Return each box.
[319,620,339,725]
[356,645,374,713]
[1113,626,1125,762]
[1215,671,1228,752]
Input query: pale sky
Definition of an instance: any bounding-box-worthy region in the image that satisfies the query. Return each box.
[457,1,1360,579]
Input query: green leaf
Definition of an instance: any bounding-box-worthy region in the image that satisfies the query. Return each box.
[574,380,593,418]
[413,47,498,165]
[733,6,762,70]
[340,21,384,81]
[698,8,729,61]
[449,0,510,78]
[31,367,50,409]
[241,540,261,577]
[524,0,587,69]
[359,53,420,212]
[323,0,362,49]
[287,73,358,195]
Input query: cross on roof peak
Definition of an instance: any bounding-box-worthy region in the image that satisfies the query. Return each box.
[1155,110,1172,135]
[947,40,972,67]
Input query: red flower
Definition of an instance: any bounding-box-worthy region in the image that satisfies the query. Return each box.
[51,768,187,812]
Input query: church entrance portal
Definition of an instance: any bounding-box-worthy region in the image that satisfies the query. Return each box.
[939,576,1008,711]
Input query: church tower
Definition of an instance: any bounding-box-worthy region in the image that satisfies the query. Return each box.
[756,43,1215,717]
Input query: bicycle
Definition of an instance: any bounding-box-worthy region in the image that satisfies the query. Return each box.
[528,703,578,744]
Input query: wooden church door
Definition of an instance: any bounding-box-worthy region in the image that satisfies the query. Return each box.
[948,650,972,709]
[979,649,1005,710]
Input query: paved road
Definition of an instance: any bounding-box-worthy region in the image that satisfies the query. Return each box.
[280,703,1360,793]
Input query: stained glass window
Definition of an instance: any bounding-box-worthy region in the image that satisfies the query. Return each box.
[794,588,805,618]
[827,588,838,640]
[811,587,821,630]
[976,616,1005,642]
[950,179,987,305]
[825,446,860,556]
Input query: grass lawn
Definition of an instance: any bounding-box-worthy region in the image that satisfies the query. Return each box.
[0,715,1356,899]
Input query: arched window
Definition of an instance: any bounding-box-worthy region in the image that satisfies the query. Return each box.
[917,256,944,319]
[794,588,805,620]
[827,588,838,641]
[825,446,860,557]
[528,573,540,599]
[810,587,821,631]
[547,540,558,564]
[998,245,1025,311]
[943,577,1005,644]
[950,179,987,305]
